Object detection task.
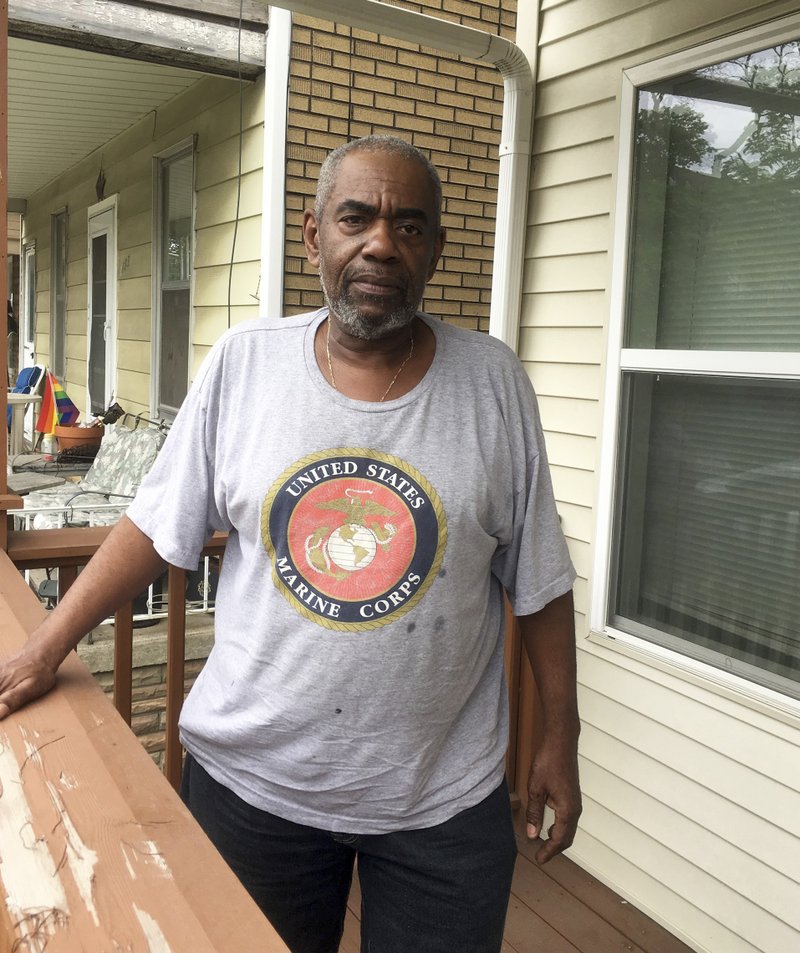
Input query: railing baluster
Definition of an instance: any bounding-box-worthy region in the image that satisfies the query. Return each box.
[165,565,187,790]
[113,601,134,725]
[58,564,78,597]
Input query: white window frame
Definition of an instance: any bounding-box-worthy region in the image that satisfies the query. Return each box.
[151,136,196,421]
[21,239,36,366]
[87,196,119,417]
[591,13,800,720]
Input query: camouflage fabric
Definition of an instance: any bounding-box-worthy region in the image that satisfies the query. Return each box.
[21,425,166,529]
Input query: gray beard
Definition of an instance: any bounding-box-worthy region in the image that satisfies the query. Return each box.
[319,273,418,341]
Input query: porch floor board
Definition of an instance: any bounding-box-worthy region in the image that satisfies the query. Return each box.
[339,810,695,953]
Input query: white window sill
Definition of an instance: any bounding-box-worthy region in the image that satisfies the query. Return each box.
[586,626,800,730]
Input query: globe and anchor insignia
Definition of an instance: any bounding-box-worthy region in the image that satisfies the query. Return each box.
[261,449,447,630]
[305,489,397,578]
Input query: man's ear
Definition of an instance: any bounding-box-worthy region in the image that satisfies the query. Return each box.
[426,227,446,281]
[303,209,320,268]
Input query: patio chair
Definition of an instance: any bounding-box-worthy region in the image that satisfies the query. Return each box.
[7,364,46,456]
[19,423,166,530]
[19,420,218,619]
[7,364,46,414]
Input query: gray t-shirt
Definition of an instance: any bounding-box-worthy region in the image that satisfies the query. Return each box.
[127,310,576,833]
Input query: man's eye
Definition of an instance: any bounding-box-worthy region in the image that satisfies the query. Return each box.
[341,216,364,226]
[398,223,423,236]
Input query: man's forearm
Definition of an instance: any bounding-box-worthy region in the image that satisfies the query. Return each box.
[518,590,580,743]
[517,589,582,861]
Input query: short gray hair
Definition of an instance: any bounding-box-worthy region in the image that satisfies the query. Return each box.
[314,136,442,228]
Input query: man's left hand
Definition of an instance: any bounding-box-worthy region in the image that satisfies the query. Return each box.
[525,738,582,864]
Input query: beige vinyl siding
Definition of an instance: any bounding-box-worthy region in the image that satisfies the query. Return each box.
[192,79,264,359]
[519,1,800,951]
[115,171,156,417]
[23,72,259,420]
[24,196,95,412]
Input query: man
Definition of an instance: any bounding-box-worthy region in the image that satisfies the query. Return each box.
[0,137,581,953]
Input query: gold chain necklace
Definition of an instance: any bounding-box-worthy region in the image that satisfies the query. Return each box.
[326,320,415,402]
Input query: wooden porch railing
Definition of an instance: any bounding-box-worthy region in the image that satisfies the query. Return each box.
[7,525,227,791]
[4,524,537,805]
[0,531,288,951]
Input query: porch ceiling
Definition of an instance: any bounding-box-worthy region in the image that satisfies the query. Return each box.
[7,37,204,202]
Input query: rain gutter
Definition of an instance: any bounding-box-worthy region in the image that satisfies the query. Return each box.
[261,6,293,319]
[264,0,535,352]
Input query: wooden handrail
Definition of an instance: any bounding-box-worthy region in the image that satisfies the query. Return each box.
[8,526,227,569]
[7,525,114,567]
[0,546,287,950]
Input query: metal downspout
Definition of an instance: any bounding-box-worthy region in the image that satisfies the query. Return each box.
[267,0,534,353]
[261,6,293,319]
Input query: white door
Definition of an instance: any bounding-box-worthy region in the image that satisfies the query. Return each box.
[87,197,118,416]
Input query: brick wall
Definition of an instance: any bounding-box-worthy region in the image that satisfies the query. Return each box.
[284,0,518,332]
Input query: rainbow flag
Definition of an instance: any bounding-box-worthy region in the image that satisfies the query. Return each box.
[53,375,80,426]
[35,372,80,433]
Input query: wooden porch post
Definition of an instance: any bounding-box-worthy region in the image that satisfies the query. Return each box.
[0,5,24,550]
[1,0,8,497]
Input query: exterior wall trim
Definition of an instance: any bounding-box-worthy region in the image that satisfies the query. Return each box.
[590,10,800,722]
[86,194,119,416]
[260,6,292,320]
[625,9,800,87]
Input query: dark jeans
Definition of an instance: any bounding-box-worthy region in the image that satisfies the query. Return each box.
[181,755,517,953]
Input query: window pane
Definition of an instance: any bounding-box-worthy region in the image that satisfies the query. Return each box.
[628,43,800,351]
[159,288,190,415]
[162,154,193,283]
[89,235,107,414]
[158,149,193,419]
[611,373,800,698]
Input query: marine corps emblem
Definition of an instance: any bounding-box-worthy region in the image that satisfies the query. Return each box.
[261,449,447,630]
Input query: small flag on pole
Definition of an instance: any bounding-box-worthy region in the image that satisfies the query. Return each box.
[35,372,80,433]
[53,376,79,426]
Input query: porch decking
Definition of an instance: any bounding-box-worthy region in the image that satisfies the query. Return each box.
[340,813,696,953]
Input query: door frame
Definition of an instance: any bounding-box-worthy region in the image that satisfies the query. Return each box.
[86,195,118,417]
[21,238,36,369]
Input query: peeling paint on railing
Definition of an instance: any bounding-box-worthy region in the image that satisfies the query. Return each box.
[0,724,174,950]
[43,778,100,925]
[17,723,102,928]
[121,839,173,880]
[135,905,175,953]
[0,732,70,950]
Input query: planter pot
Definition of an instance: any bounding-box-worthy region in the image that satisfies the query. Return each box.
[53,423,104,453]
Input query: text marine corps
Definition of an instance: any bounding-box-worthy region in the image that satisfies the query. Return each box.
[261,450,447,630]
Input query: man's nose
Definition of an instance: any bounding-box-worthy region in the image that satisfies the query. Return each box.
[361,219,399,259]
